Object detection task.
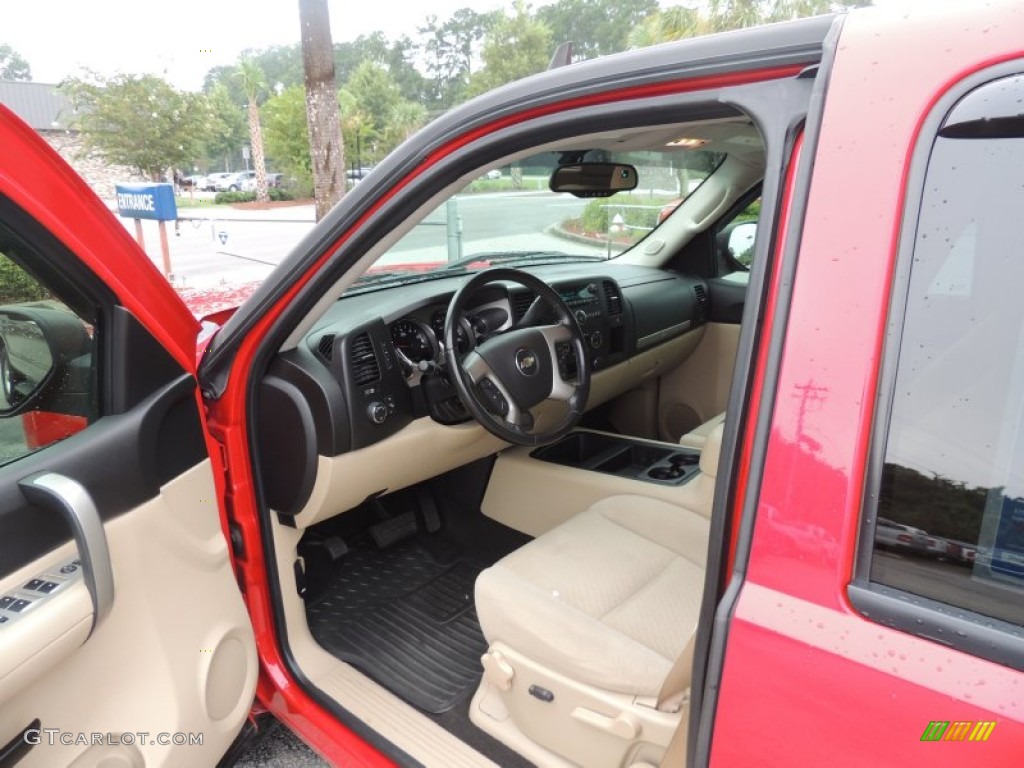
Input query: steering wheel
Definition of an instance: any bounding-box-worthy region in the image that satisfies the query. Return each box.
[444,268,590,446]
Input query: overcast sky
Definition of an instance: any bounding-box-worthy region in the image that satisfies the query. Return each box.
[3,0,509,90]
[5,0,923,91]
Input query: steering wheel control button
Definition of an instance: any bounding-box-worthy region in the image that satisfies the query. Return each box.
[515,348,539,376]
[478,379,509,417]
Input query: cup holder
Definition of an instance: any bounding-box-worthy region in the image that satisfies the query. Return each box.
[532,432,701,485]
[670,453,699,467]
[649,466,685,481]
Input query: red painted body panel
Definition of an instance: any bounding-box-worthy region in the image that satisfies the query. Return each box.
[711,3,1024,764]
[21,412,87,450]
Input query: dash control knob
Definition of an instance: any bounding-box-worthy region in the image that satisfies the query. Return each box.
[367,401,388,425]
[574,309,588,326]
[589,331,603,349]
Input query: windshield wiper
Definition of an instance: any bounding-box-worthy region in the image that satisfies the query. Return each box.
[438,251,605,272]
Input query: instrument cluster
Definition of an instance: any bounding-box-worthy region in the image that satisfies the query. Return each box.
[388,302,508,376]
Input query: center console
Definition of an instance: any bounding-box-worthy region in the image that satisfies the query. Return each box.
[531,431,700,485]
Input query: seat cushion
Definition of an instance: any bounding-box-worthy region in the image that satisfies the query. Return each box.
[475,495,708,697]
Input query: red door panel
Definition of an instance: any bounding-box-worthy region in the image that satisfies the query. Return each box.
[712,3,1024,764]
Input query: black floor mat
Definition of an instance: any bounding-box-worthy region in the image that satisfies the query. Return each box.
[306,539,489,714]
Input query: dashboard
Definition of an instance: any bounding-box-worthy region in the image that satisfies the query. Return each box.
[257,263,709,520]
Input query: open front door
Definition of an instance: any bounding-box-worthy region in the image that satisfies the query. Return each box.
[0,109,257,766]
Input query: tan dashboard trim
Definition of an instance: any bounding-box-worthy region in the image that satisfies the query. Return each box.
[292,418,508,528]
[290,327,703,529]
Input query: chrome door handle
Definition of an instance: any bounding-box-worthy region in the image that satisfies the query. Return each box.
[19,472,114,633]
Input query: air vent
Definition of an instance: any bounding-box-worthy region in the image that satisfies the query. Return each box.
[511,291,535,322]
[602,281,622,315]
[694,284,709,323]
[317,334,336,361]
[349,333,380,386]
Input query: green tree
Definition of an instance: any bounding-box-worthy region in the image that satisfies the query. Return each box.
[468,2,553,97]
[300,0,345,221]
[235,58,270,203]
[345,61,402,143]
[199,84,247,173]
[62,73,207,180]
[338,90,373,172]
[383,100,428,150]
[629,0,870,46]
[419,8,497,110]
[246,43,304,92]
[263,85,312,195]
[537,0,658,59]
[0,44,31,81]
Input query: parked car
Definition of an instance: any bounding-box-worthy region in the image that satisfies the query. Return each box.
[180,174,206,190]
[346,167,373,184]
[0,3,1021,767]
[240,172,283,192]
[204,171,234,191]
[875,517,929,554]
[215,170,256,192]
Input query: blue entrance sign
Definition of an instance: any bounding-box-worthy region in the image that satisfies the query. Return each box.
[115,183,177,222]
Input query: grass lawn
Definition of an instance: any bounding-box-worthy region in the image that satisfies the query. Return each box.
[174,196,217,209]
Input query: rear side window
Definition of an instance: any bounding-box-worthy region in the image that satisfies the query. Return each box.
[853,72,1024,666]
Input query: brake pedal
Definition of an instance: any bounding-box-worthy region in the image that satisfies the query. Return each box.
[370,511,418,549]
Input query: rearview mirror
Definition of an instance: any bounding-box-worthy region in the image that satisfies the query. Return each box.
[549,163,638,198]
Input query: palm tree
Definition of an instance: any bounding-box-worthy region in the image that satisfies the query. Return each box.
[384,101,428,150]
[299,0,345,221]
[236,58,270,204]
[627,6,709,48]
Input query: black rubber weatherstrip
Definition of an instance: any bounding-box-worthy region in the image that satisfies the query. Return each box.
[305,539,489,714]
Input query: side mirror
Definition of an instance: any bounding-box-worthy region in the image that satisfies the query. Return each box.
[549,163,638,198]
[727,221,758,266]
[0,307,90,416]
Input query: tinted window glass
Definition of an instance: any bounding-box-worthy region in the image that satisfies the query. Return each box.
[870,102,1024,626]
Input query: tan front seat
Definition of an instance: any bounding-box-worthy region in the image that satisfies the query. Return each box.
[471,426,721,768]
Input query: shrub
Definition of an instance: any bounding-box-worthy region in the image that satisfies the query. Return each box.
[0,253,51,304]
[215,191,255,204]
[214,188,295,204]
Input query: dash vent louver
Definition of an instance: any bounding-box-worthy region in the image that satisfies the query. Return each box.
[317,334,336,361]
[602,281,622,315]
[511,291,536,322]
[694,284,709,323]
[349,333,380,386]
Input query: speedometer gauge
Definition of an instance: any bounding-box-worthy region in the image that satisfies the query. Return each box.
[431,310,471,354]
[390,319,435,363]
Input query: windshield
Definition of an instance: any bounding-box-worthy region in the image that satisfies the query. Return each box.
[346,147,724,294]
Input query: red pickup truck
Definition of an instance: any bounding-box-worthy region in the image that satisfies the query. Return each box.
[0,2,1021,766]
